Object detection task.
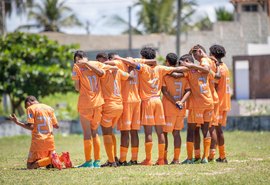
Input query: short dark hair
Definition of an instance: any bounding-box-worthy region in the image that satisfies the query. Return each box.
[166,53,178,66]
[179,54,194,64]
[189,44,206,54]
[108,52,117,60]
[74,50,87,63]
[96,53,108,60]
[209,44,226,59]
[140,47,156,59]
[24,95,37,105]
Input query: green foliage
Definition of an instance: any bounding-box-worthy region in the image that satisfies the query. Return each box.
[192,15,213,31]
[0,32,78,114]
[216,7,234,21]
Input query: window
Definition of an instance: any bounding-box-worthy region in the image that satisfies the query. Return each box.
[242,4,258,12]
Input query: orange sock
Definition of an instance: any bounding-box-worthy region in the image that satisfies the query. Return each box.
[187,142,193,160]
[131,147,138,161]
[84,139,92,161]
[112,134,117,158]
[158,144,165,160]
[203,138,211,159]
[195,149,201,159]
[37,157,51,167]
[93,136,101,161]
[209,149,216,160]
[164,150,168,161]
[103,135,115,163]
[174,148,181,161]
[219,145,226,159]
[145,142,153,161]
[120,146,128,162]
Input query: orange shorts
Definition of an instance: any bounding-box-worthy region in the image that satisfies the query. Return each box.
[118,102,141,131]
[210,103,219,127]
[27,150,55,163]
[79,106,102,130]
[218,111,228,127]
[163,116,184,132]
[141,97,165,126]
[101,101,123,128]
[188,109,213,124]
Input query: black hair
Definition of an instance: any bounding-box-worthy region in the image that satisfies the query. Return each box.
[74,50,87,63]
[24,95,37,105]
[189,44,206,54]
[179,54,194,64]
[140,47,156,59]
[166,53,178,66]
[96,53,108,60]
[209,44,226,59]
[108,52,117,60]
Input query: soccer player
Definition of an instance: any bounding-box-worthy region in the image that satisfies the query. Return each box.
[97,57,132,167]
[9,96,72,170]
[180,49,213,164]
[161,53,191,164]
[209,44,231,163]
[96,53,108,63]
[115,47,188,165]
[72,50,105,168]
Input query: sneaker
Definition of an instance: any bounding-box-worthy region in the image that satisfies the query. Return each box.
[61,152,72,168]
[128,160,138,165]
[118,161,130,166]
[115,157,120,166]
[181,159,194,164]
[170,160,180,165]
[101,161,117,167]
[155,158,165,165]
[192,158,201,164]
[201,158,208,164]
[46,164,54,169]
[51,153,62,170]
[140,159,153,166]
[93,160,100,168]
[77,160,93,168]
[216,157,228,163]
[208,158,215,163]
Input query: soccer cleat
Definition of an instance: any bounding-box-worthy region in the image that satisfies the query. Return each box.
[201,158,208,164]
[181,159,194,164]
[46,164,54,169]
[61,152,72,168]
[101,161,117,167]
[118,161,130,166]
[77,160,93,168]
[193,158,202,164]
[155,158,165,165]
[93,160,100,168]
[115,157,120,166]
[216,157,228,163]
[208,158,215,163]
[128,160,138,165]
[51,153,62,170]
[170,160,180,165]
[140,159,153,166]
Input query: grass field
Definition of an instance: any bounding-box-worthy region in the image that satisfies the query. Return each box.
[0,131,270,184]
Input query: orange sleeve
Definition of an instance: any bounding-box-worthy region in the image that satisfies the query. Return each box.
[119,69,130,81]
[72,65,80,81]
[50,108,58,125]
[160,66,174,77]
[184,79,191,90]
[201,58,210,67]
[26,107,34,124]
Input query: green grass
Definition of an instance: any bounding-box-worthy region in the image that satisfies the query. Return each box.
[0,131,270,184]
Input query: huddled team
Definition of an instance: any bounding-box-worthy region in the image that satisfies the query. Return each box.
[9,44,231,169]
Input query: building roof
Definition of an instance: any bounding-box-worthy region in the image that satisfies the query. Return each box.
[230,0,265,3]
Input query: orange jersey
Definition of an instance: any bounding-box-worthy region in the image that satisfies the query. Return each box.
[162,75,190,116]
[114,60,140,103]
[207,57,219,104]
[100,68,130,103]
[186,59,213,110]
[216,62,231,111]
[136,62,175,100]
[27,103,57,152]
[72,61,105,110]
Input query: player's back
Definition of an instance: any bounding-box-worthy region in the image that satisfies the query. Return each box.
[208,58,219,104]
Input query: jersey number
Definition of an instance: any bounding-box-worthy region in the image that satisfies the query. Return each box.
[37,116,52,134]
[174,82,183,100]
[88,75,98,92]
[199,77,208,94]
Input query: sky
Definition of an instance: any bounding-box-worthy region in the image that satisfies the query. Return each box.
[6,0,234,35]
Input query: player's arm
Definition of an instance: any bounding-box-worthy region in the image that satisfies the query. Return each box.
[114,55,139,69]
[161,86,177,104]
[77,58,105,77]
[74,80,80,91]
[104,60,116,66]
[143,59,157,66]
[9,114,33,131]
[182,62,209,73]
[214,65,221,79]
[168,72,184,78]
[176,89,191,108]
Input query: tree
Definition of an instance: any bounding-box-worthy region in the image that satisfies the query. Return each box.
[192,15,213,31]
[215,7,233,21]
[0,32,78,115]
[17,0,82,32]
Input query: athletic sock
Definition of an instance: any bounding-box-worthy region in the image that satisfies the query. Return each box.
[37,157,51,167]
[131,147,138,161]
[158,144,165,160]
[112,134,117,158]
[174,148,181,161]
[93,136,101,161]
[195,149,201,159]
[84,139,92,161]
[187,142,194,160]
[145,142,153,161]
[219,145,226,159]
[103,135,115,163]
[120,146,128,162]
[203,138,211,159]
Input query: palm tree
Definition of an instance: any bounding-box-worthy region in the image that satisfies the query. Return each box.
[215,7,233,21]
[17,0,82,32]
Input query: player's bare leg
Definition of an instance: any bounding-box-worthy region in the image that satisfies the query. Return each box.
[163,132,169,164]
[201,122,211,163]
